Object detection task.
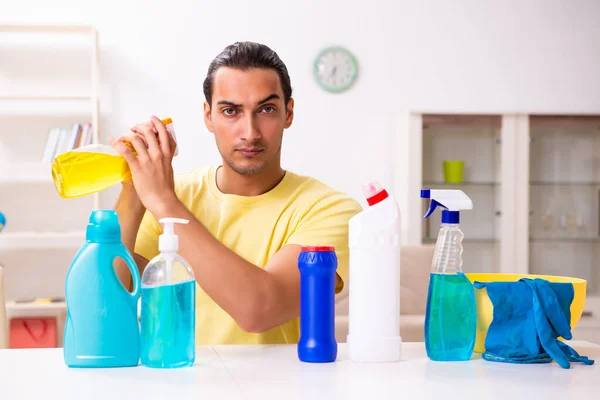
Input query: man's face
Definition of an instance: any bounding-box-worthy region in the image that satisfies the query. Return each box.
[204,67,294,176]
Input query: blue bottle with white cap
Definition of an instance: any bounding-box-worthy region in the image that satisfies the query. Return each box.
[421,189,476,361]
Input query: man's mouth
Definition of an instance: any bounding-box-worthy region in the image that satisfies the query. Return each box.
[237,148,264,157]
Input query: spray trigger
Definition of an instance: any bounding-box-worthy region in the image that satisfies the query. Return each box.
[424,200,447,219]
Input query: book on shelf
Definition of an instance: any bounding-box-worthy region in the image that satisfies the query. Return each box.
[41,123,93,164]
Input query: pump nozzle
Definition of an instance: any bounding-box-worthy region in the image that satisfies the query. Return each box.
[159,217,189,253]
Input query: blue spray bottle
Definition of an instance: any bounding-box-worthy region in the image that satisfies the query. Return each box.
[421,189,476,361]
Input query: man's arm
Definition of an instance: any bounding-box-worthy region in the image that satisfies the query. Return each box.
[113,182,150,290]
[151,201,321,333]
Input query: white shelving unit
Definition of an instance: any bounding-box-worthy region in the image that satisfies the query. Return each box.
[0,232,86,251]
[396,112,600,316]
[0,25,100,256]
[0,95,92,101]
[0,24,94,33]
[0,163,51,183]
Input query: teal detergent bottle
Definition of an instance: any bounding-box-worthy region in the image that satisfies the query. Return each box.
[63,210,141,368]
[421,189,476,361]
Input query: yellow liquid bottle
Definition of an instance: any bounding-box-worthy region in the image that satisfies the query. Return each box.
[52,118,175,198]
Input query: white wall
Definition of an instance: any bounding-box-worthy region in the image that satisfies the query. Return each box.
[1,0,600,299]
[4,0,600,202]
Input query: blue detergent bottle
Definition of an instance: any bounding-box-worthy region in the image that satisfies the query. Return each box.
[63,210,141,368]
[141,218,196,368]
[421,189,476,361]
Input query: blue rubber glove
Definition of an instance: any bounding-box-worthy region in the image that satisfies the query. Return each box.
[474,278,594,369]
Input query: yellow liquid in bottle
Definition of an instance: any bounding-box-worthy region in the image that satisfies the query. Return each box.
[51,118,173,198]
[52,149,132,198]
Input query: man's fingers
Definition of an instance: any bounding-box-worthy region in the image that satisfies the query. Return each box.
[127,135,150,162]
[126,117,174,160]
[131,124,160,157]
[111,137,138,166]
[129,123,156,144]
[130,121,157,134]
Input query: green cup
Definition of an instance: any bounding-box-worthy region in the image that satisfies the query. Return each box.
[443,160,464,183]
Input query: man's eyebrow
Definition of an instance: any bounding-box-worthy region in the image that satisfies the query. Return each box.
[216,94,280,107]
[216,100,242,107]
[257,94,280,105]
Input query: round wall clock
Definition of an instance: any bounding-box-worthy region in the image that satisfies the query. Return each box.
[313,46,358,93]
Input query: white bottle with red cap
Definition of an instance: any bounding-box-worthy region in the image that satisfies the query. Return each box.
[347,181,402,362]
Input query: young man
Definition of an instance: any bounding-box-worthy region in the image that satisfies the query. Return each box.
[112,42,362,345]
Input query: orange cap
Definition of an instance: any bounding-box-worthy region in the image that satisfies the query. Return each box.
[161,118,173,125]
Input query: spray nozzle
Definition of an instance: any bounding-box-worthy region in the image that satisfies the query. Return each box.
[421,189,473,223]
[159,217,189,252]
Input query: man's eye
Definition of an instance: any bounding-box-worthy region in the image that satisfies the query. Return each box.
[223,108,237,116]
[261,106,276,113]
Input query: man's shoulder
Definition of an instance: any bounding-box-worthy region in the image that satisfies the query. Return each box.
[175,165,212,182]
[286,171,363,213]
[173,166,213,196]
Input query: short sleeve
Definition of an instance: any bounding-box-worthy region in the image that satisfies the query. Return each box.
[134,210,162,262]
[285,193,362,293]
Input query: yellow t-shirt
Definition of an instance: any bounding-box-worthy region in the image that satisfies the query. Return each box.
[134,165,362,345]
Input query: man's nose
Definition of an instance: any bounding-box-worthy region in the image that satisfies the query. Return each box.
[241,113,261,143]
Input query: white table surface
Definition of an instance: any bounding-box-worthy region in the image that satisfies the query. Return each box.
[1,342,598,400]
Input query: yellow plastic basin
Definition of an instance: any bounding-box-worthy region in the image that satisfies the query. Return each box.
[465,273,587,353]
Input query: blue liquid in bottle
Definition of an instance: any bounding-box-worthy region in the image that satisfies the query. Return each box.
[424,272,476,361]
[141,280,195,368]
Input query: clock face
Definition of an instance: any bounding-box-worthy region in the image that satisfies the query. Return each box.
[313,46,358,93]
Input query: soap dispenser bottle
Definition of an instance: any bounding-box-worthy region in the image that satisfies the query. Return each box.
[421,189,476,361]
[140,217,196,368]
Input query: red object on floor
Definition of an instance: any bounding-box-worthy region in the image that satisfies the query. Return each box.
[9,318,57,348]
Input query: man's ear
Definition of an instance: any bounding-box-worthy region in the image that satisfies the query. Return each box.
[284,98,294,129]
[204,101,214,133]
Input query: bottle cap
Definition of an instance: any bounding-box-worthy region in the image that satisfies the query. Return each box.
[363,181,389,206]
[441,210,460,224]
[301,246,335,252]
[86,210,121,243]
[161,117,178,156]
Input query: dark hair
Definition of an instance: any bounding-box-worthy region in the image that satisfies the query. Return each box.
[203,41,292,106]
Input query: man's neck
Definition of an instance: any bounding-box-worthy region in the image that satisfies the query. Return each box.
[216,163,286,197]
